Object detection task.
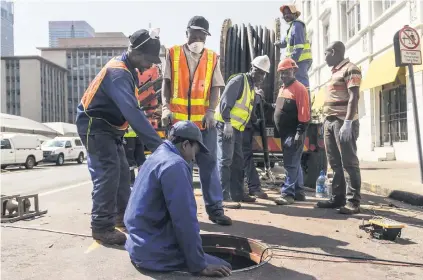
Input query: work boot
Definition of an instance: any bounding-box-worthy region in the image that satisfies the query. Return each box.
[222,200,241,209]
[209,212,233,226]
[316,198,346,209]
[274,194,295,205]
[92,228,127,245]
[241,193,256,203]
[250,190,268,199]
[294,192,307,201]
[339,202,360,215]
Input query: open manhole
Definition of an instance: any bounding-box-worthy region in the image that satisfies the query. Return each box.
[201,233,272,272]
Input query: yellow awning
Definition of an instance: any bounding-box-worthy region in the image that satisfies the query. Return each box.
[361,50,401,90]
[312,87,326,111]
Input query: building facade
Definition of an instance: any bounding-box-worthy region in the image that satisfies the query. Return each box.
[1,56,68,123]
[1,0,14,56]
[39,34,167,124]
[296,0,423,163]
[48,21,95,47]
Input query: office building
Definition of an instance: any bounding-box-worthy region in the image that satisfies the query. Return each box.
[48,21,95,47]
[296,0,423,163]
[1,0,14,56]
[1,56,68,123]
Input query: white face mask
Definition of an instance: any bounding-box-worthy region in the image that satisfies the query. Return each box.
[188,42,205,54]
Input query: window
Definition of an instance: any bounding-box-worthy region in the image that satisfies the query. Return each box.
[74,139,82,146]
[1,139,12,149]
[305,0,312,18]
[65,141,72,148]
[379,86,407,145]
[323,22,330,50]
[345,0,361,39]
[383,0,396,11]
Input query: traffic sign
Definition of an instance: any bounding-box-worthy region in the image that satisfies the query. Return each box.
[398,26,422,65]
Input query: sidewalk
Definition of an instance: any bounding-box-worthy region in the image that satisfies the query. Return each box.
[360,161,423,206]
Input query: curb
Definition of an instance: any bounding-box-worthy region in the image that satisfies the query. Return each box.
[362,181,423,206]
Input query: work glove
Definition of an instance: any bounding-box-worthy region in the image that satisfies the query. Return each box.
[294,132,303,149]
[339,120,353,142]
[161,109,173,127]
[202,109,216,130]
[284,136,293,147]
[223,122,234,139]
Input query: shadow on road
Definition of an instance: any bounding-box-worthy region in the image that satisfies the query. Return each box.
[131,261,317,280]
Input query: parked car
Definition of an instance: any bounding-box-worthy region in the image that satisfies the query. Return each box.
[1,133,43,170]
[41,137,86,166]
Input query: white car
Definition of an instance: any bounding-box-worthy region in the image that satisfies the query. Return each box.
[42,137,86,166]
[1,133,44,170]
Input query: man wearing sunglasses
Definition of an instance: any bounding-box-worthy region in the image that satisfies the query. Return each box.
[76,29,163,245]
[161,16,232,226]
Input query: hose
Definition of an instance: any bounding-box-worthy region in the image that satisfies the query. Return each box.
[260,246,423,267]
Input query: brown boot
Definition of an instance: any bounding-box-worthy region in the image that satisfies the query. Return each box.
[92,228,127,245]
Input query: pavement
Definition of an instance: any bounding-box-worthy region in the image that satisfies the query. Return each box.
[1,163,423,280]
[360,161,423,206]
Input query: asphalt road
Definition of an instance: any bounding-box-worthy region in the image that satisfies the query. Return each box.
[1,162,91,196]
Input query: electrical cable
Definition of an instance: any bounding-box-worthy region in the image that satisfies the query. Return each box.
[259,246,423,267]
[2,224,92,238]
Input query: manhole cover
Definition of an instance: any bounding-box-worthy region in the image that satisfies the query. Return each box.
[201,233,272,272]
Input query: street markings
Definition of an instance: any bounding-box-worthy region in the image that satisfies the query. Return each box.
[39,181,92,196]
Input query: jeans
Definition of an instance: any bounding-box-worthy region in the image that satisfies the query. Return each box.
[217,124,244,201]
[281,135,305,197]
[80,133,131,231]
[195,127,224,215]
[242,127,262,193]
[324,116,361,204]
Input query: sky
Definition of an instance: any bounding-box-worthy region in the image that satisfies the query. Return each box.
[13,0,290,56]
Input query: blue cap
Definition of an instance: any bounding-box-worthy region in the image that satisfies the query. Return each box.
[169,121,209,153]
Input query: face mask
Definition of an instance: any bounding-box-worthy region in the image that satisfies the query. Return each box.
[188,42,205,54]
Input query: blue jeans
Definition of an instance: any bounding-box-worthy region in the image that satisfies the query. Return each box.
[281,135,304,197]
[242,127,261,193]
[217,124,244,201]
[80,133,130,231]
[195,127,224,216]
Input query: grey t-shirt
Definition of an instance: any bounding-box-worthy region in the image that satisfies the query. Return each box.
[163,44,225,88]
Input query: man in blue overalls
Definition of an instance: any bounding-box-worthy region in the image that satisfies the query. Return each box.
[76,29,163,245]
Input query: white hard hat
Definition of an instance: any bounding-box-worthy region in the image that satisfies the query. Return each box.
[251,55,271,73]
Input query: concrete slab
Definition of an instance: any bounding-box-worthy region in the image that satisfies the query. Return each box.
[360,161,423,206]
[2,182,423,280]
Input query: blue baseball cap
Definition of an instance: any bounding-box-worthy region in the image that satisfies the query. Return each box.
[169,121,209,153]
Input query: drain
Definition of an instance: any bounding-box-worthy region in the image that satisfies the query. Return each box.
[201,233,272,272]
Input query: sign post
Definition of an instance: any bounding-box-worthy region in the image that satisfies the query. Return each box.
[394,25,423,183]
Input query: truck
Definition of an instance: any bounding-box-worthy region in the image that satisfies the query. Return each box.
[0,133,44,170]
[41,137,86,166]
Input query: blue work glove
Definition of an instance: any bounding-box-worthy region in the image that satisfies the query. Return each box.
[284,136,293,147]
[294,132,303,149]
[339,120,353,142]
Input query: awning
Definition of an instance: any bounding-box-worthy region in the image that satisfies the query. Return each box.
[312,87,326,111]
[361,50,401,90]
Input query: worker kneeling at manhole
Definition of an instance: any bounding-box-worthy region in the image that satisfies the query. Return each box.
[124,120,232,277]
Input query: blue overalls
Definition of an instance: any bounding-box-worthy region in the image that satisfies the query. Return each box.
[76,53,162,232]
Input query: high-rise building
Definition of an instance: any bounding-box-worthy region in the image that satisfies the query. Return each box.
[48,21,95,47]
[39,33,167,123]
[1,0,14,56]
[1,56,68,123]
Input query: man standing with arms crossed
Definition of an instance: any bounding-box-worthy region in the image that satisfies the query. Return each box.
[276,5,312,96]
[316,41,362,215]
[76,29,163,245]
[161,16,232,226]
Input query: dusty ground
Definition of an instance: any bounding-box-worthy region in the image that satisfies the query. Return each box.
[1,167,423,280]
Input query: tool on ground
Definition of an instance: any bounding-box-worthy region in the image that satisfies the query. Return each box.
[359,216,405,241]
[1,194,48,223]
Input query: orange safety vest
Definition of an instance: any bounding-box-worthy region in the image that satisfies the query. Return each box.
[168,45,217,129]
[81,57,139,131]
[137,66,160,129]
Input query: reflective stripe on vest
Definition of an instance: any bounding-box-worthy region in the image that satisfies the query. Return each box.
[124,126,137,137]
[169,45,217,128]
[285,20,312,62]
[80,57,139,131]
[138,66,159,128]
[214,74,254,132]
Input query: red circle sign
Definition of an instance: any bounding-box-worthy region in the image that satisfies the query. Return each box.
[399,26,421,50]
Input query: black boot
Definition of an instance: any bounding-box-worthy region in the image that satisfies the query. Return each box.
[316,197,346,209]
[92,228,127,245]
[209,212,233,226]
